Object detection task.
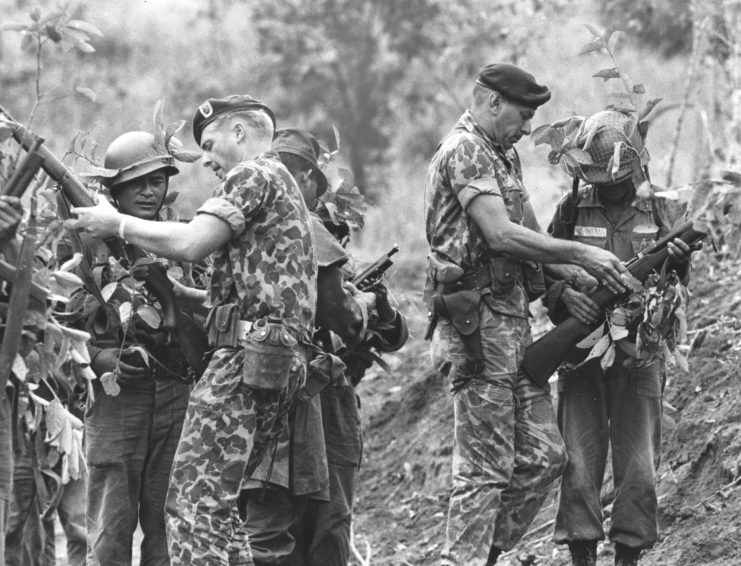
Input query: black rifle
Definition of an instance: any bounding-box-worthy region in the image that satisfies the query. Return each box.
[521,221,705,387]
[0,104,209,376]
[351,244,399,291]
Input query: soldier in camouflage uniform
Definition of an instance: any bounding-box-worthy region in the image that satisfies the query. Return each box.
[69,95,317,566]
[544,111,692,566]
[424,64,631,566]
[241,128,408,566]
[63,129,199,566]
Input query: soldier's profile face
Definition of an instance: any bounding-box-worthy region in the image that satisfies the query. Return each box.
[200,121,241,180]
[493,99,535,149]
[113,170,168,220]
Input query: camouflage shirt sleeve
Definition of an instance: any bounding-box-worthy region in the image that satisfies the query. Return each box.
[446,136,502,211]
[196,164,271,237]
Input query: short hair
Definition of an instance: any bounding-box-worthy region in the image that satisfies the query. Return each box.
[211,109,274,141]
[472,83,508,108]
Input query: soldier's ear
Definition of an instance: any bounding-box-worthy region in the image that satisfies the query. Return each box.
[490,91,503,115]
[233,122,246,142]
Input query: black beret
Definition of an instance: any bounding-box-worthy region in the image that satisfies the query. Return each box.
[272,128,328,197]
[476,63,551,109]
[192,94,276,146]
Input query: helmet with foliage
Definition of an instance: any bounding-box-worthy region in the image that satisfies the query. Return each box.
[569,110,649,184]
[102,131,179,189]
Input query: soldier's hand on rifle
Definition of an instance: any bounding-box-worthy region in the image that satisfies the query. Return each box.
[0,196,22,243]
[667,238,692,262]
[369,280,397,325]
[91,347,147,381]
[576,246,629,294]
[67,194,122,239]
[561,286,601,325]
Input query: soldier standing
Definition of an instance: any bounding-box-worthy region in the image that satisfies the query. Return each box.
[241,128,408,566]
[63,130,197,566]
[68,95,317,566]
[544,110,692,566]
[424,63,630,566]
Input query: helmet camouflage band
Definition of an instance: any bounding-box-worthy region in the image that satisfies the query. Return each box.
[102,131,179,188]
[567,110,650,184]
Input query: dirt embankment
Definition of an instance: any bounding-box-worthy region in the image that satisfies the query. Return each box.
[352,256,741,566]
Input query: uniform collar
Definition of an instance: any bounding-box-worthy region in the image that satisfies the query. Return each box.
[455,110,517,166]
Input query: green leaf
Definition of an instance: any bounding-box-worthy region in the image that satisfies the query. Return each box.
[633,84,646,94]
[576,323,607,348]
[530,124,552,145]
[584,334,611,362]
[100,371,121,396]
[592,68,620,81]
[125,346,150,368]
[2,23,31,31]
[332,125,342,153]
[66,19,103,38]
[584,23,606,41]
[638,98,663,121]
[608,30,625,52]
[600,343,616,370]
[136,304,162,328]
[609,91,633,99]
[609,141,622,179]
[163,191,179,206]
[579,38,604,55]
[170,148,202,163]
[165,120,186,148]
[74,86,97,103]
[568,148,594,165]
[152,100,166,151]
[119,302,132,326]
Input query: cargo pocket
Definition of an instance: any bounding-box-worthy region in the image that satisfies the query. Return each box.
[242,318,300,391]
[489,257,518,296]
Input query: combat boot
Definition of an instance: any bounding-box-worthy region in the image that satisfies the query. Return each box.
[614,543,641,566]
[568,541,597,566]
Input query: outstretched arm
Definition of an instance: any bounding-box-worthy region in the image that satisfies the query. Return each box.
[67,196,232,263]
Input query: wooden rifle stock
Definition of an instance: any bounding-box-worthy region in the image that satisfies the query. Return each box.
[0,104,209,375]
[521,221,705,386]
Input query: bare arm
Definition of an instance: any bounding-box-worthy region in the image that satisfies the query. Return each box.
[467,189,628,293]
[68,196,232,262]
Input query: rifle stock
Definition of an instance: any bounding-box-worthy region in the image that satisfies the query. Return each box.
[0,104,208,375]
[521,221,705,386]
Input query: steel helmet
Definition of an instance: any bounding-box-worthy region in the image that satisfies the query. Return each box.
[102,131,179,188]
[568,110,650,184]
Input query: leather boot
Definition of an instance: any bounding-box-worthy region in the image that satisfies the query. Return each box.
[614,543,641,566]
[568,540,598,566]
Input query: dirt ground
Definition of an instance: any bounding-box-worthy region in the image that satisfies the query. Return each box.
[351,254,741,566]
[51,254,741,565]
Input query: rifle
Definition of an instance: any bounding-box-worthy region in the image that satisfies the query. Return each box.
[351,244,399,291]
[0,104,209,376]
[521,221,705,387]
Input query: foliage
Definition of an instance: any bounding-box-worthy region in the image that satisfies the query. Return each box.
[595,0,692,56]
[531,25,662,181]
[575,270,690,372]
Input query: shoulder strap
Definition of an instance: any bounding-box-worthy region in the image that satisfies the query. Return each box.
[562,177,581,239]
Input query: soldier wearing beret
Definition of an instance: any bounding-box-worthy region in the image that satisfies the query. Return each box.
[68,95,317,566]
[424,63,630,565]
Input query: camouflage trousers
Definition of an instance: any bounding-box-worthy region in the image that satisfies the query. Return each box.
[431,305,566,565]
[165,346,306,566]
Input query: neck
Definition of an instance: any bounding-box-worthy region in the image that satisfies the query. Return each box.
[469,106,501,146]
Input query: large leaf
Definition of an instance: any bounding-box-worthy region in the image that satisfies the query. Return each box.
[579,38,604,55]
[638,98,663,121]
[100,371,121,396]
[66,19,103,37]
[137,304,162,328]
[576,323,607,349]
[568,148,594,165]
[592,68,620,81]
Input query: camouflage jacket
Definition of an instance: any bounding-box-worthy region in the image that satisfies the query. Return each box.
[196,152,317,340]
[424,110,533,318]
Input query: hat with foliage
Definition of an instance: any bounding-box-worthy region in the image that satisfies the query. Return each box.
[80,101,201,187]
[567,110,650,184]
[272,128,328,198]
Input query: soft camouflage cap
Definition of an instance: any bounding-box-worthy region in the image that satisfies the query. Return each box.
[103,131,179,188]
[570,110,649,184]
[272,128,328,198]
[476,63,551,109]
[192,94,276,146]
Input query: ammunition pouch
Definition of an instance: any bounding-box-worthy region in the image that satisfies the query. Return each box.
[522,260,545,301]
[242,318,301,391]
[206,303,242,349]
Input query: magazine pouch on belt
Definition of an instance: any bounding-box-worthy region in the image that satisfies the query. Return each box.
[242,318,299,391]
[206,303,240,349]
